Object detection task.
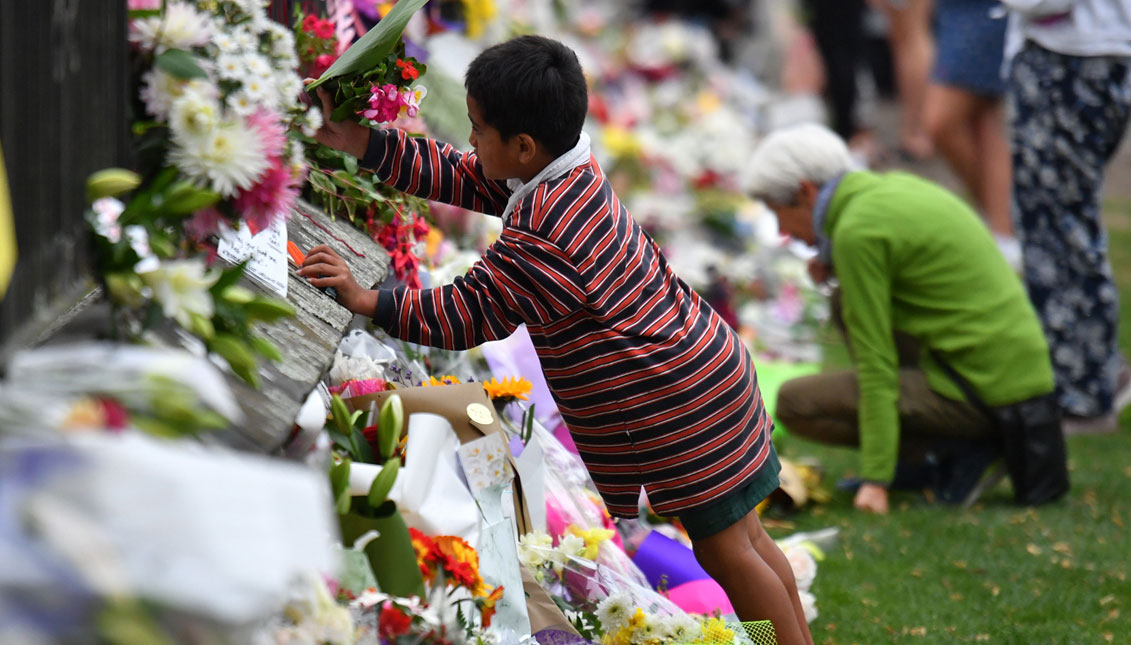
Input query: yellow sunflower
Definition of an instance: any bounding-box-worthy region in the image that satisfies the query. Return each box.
[481,376,532,402]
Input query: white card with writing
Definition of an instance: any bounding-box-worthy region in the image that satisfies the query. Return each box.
[216,218,288,298]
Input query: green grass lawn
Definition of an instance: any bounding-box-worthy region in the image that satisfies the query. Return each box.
[769,208,1131,644]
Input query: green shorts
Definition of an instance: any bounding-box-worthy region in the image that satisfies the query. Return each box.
[677,445,782,541]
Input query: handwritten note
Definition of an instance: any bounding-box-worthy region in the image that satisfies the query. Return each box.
[216,218,288,298]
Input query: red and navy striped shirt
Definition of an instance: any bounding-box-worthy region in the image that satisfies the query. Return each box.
[362,128,774,518]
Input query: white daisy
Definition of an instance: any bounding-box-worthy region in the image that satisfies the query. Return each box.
[595,593,632,632]
[243,53,272,78]
[233,26,258,52]
[129,2,213,53]
[168,80,221,141]
[214,53,244,81]
[168,118,268,197]
[226,89,258,117]
[212,30,239,55]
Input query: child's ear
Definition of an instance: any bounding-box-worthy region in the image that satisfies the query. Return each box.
[516,133,538,164]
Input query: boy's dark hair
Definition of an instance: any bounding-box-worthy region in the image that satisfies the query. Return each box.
[465,35,588,156]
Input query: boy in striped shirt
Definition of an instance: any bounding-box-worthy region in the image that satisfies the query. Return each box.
[301,35,811,642]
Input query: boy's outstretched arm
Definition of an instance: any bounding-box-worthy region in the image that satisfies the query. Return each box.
[307,83,511,216]
[299,233,585,352]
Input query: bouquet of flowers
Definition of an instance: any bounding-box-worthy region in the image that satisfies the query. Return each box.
[300,0,434,291]
[85,0,325,386]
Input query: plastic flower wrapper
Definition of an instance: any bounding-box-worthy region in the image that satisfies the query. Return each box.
[0,430,335,641]
[0,343,242,439]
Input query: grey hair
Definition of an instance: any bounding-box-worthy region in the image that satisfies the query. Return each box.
[742,123,857,205]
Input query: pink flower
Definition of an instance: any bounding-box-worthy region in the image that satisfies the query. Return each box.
[360,84,404,123]
[128,0,160,9]
[235,157,299,235]
[184,207,226,242]
[314,18,336,40]
[245,110,287,160]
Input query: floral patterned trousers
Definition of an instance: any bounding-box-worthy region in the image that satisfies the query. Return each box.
[1009,41,1131,417]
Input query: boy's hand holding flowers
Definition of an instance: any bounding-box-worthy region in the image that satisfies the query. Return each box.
[303,79,370,159]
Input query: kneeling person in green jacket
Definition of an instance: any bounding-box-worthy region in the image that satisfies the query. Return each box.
[746,124,1057,514]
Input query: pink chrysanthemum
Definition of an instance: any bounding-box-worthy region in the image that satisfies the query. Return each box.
[245,110,287,160]
[235,157,299,235]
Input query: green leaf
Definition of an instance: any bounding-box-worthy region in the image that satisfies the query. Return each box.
[210,262,248,295]
[330,459,352,515]
[352,426,378,464]
[163,186,220,216]
[154,48,207,80]
[367,457,401,507]
[330,100,359,123]
[127,9,162,19]
[248,335,283,362]
[306,0,428,91]
[243,298,296,322]
[343,154,358,175]
[377,395,403,460]
[328,428,353,454]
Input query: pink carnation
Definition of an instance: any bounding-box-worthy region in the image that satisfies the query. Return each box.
[246,110,287,160]
[235,157,299,235]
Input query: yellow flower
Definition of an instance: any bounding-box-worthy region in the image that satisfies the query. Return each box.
[567,525,616,560]
[461,0,497,39]
[481,376,532,402]
[697,617,735,643]
[422,375,461,386]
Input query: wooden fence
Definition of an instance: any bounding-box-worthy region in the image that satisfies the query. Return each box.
[0,0,131,347]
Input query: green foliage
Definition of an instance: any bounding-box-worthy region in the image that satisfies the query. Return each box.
[306,0,428,92]
[153,48,207,80]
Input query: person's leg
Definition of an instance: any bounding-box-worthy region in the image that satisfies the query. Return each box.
[691,512,812,645]
[881,0,935,158]
[776,368,994,452]
[1009,44,1131,419]
[745,511,815,644]
[973,97,1013,237]
[806,0,867,140]
[923,83,984,204]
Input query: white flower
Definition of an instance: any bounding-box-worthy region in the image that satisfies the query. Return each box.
[226,90,258,117]
[212,30,239,54]
[659,614,701,643]
[233,27,258,52]
[241,76,274,104]
[557,534,586,559]
[302,106,324,137]
[215,53,244,81]
[169,81,221,141]
[139,259,218,328]
[782,543,817,592]
[130,2,213,53]
[168,118,268,196]
[595,593,632,632]
[268,24,297,59]
[631,614,659,644]
[798,590,818,623]
[518,531,553,570]
[243,53,272,78]
[140,68,186,121]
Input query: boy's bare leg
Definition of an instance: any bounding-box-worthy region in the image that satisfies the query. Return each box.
[691,511,812,645]
[745,511,814,644]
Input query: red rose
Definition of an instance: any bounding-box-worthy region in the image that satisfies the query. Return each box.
[302,14,319,33]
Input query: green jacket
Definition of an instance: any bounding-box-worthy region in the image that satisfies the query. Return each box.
[826,171,1054,483]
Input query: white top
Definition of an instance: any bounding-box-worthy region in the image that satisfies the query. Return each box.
[1005,0,1131,60]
